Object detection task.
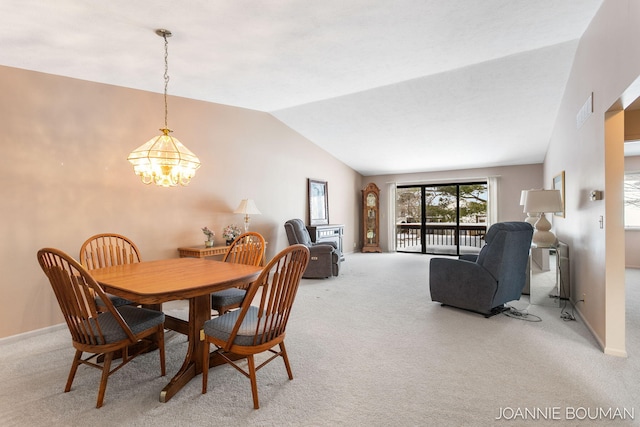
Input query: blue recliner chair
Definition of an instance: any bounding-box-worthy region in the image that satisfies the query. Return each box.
[284,219,340,278]
[429,221,533,317]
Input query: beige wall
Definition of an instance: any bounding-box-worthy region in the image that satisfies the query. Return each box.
[0,65,362,338]
[544,0,640,356]
[363,164,543,251]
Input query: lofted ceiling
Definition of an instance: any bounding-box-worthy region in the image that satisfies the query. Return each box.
[0,0,603,176]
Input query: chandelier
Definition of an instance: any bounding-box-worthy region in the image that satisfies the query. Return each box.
[127,29,201,187]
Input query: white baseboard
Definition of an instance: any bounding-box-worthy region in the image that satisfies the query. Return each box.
[0,323,66,346]
[572,301,628,358]
[604,346,629,357]
[572,301,605,351]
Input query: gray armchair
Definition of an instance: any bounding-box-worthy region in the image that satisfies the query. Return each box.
[429,221,533,317]
[284,219,340,278]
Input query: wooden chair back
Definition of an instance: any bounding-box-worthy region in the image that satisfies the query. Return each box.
[37,248,137,347]
[36,247,165,408]
[225,243,309,351]
[202,244,310,408]
[222,232,265,267]
[79,233,142,270]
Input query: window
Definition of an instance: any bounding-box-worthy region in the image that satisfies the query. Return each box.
[395,182,487,255]
[625,172,640,228]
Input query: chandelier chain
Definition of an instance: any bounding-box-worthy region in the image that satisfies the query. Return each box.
[163,32,170,129]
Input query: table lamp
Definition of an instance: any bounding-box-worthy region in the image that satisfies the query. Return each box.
[234,199,261,232]
[520,190,539,225]
[523,189,562,247]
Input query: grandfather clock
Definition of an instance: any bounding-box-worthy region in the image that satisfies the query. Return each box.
[362,183,382,253]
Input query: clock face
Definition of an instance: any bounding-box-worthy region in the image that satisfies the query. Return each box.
[366,192,376,207]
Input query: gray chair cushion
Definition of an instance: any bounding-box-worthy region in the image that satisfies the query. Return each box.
[211,288,246,308]
[204,306,271,346]
[90,305,164,344]
[96,293,133,308]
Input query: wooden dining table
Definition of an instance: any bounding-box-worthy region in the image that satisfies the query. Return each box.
[90,257,262,403]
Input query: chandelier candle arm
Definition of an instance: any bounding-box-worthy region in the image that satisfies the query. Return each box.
[127,29,201,188]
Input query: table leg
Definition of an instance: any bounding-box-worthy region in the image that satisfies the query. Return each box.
[159,294,210,402]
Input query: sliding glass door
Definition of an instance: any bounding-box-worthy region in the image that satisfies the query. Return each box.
[395,182,488,255]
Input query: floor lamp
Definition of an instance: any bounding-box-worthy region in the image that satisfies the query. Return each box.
[523,189,563,247]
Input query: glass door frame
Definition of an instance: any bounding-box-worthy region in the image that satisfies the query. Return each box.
[396,181,487,256]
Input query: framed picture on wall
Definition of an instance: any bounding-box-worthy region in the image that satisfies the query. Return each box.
[553,171,565,217]
[308,179,329,225]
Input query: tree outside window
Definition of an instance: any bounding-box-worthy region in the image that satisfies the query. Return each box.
[396,184,487,224]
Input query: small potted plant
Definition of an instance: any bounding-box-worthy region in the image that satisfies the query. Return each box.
[202,227,215,247]
[222,224,242,245]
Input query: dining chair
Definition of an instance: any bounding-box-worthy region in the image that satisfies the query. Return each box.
[36,247,166,408]
[202,244,310,409]
[79,233,142,308]
[210,231,266,315]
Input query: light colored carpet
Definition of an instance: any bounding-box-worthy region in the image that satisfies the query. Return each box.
[1,253,639,426]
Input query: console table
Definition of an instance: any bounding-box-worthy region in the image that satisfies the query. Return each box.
[306,224,345,261]
[528,241,570,306]
[178,243,268,265]
[177,245,228,258]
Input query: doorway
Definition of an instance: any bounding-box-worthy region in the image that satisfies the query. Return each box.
[602,82,640,356]
[620,91,640,356]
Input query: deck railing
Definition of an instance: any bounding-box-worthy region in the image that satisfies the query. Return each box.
[396,223,486,251]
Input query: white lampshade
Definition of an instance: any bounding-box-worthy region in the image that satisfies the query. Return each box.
[234,199,262,215]
[520,190,528,206]
[234,199,261,232]
[520,189,539,225]
[524,189,562,214]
